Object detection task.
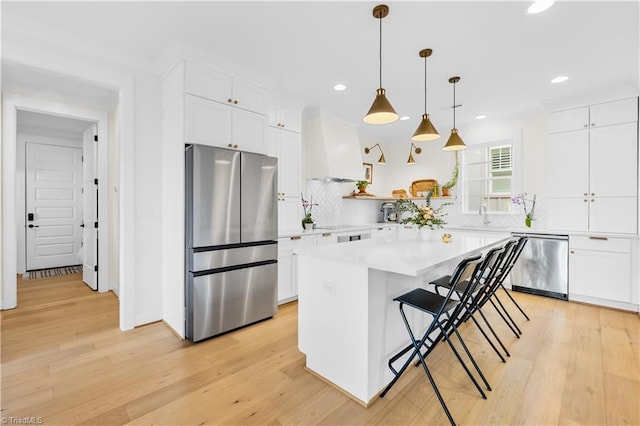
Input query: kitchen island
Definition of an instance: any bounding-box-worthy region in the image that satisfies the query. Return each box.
[296,230,511,406]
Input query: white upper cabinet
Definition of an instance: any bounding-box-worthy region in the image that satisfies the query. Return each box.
[269,104,302,133]
[185,95,266,153]
[549,97,638,133]
[547,97,638,234]
[548,106,589,133]
[185,62,267,115]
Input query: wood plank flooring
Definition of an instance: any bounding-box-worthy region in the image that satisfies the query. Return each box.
[2,273,639,425]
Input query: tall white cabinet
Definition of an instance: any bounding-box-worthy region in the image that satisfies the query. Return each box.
[547,97,638,233]
[267,104,302,231]
[164,61,268,154]
[547,97,639,311]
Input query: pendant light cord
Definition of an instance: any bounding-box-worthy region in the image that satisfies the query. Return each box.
[378,15,383,88]
[424,56,427,114]
[452,81,456,129]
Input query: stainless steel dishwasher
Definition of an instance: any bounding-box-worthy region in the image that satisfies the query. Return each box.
[509,233,569,300]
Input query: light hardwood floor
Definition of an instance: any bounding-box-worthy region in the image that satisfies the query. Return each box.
[2,273,639,425]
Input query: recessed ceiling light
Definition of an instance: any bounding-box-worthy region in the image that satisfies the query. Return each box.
[333,83,347,91]
[551,75,569,84]
[400,115,410,121]
[475,114,487,120]
[527,0,554,14]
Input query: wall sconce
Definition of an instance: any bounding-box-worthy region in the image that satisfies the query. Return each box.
[407,142,422,164]
[364,143,386,164]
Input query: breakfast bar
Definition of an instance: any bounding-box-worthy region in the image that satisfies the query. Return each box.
[296,230,511,406]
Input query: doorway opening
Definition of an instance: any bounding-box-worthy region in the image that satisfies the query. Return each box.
[17,111,100,290]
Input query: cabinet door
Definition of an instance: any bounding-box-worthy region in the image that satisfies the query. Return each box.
[590,122,638,197]
[232,108,266,154]
[316,232,339,245]
[278,131,301,197]
[569,249,631,302]
[277,254,294,302]
[278,197,301,231]
[547,130,589,197]
[185,62,232,103]
[547,198,589,231]
[589,197,638,234]
[233,78,267,115]
[185,95,232,147]
[269,105,302,133]
[548,106,589,133]
[589,97,638,128]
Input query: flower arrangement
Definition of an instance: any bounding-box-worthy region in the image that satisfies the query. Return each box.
[301,193,319,227]
[512,193,536,227]
[396,193,452,230]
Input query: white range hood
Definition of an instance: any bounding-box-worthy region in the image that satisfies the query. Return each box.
[302,108,364,182]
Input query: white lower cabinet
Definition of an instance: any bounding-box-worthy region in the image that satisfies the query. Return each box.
[569,236,632,305]
[316,232,338,245]
[277,234,316,304]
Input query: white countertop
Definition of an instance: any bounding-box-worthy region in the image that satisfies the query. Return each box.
[295,230,511,276]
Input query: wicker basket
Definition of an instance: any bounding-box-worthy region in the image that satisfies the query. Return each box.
[392,189,408,199]
[410,179,438,197]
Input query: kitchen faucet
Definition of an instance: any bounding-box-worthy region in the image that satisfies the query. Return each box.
[479,204,490,226]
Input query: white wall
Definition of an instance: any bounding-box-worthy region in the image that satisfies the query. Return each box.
[108,106,120,296]
[2,17,162,329]
[15,132,83,273]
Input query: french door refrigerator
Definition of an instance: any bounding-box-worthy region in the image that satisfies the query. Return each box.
[185,144,278,342]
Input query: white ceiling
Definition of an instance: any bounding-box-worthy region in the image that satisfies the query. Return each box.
[2,1,638,142]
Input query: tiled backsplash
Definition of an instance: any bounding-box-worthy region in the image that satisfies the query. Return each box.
[305,179,548,230]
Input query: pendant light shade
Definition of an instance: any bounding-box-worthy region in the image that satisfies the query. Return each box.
[442,76,467,151]
[364,143,387,164]
[363,5,398,125]
[412,49,440,141]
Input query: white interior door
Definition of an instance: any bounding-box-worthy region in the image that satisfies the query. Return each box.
[82,126,98,290]
[25,142,83,271]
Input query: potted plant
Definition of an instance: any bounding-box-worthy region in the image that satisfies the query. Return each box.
[356,180,369,194]
[441,151,459,196]
[301,193,318,230]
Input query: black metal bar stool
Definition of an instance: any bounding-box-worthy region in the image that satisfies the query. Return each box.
[380,255,484,426]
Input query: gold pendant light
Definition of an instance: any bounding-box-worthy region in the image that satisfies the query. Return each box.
[407,142,422,164]
[442,76,467,151]
[364,143,386,164]
[363,5,399,125]
[411,48,440,141]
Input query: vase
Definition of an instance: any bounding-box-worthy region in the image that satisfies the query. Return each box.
[304,222,314,230]
[416,227,436,241]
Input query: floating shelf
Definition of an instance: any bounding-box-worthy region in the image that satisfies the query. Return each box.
[342,195,455,201]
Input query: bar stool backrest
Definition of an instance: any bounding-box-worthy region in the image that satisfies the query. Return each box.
[440,255,484,329]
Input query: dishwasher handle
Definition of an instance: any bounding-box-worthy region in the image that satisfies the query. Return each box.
[512,232,568,241]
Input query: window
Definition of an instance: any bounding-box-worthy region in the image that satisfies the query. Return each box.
[462,141,515,213]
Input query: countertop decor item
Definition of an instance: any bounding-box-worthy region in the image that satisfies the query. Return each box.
[301,193,319,229]
[512,193,536,227]
[396,193,453,230]
[410,179,437,197]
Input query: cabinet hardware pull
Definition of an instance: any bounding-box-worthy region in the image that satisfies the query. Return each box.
[583,124,588,128]
[281,123,285,128]
[322,233,332,237]
[583,193,588,196]
[234,100,238,104]
[290,236,301,240]
[591,199,594,202]
[591,123,595,126]
[589,236,608,241]
[227,98,232,103]
[583,199,587,202]
[570,250,574,254]
[591,193,595,196]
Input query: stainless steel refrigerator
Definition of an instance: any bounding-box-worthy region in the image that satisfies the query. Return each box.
[185,144,278,342]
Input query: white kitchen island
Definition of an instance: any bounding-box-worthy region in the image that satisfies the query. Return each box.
[296,230,511,406]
